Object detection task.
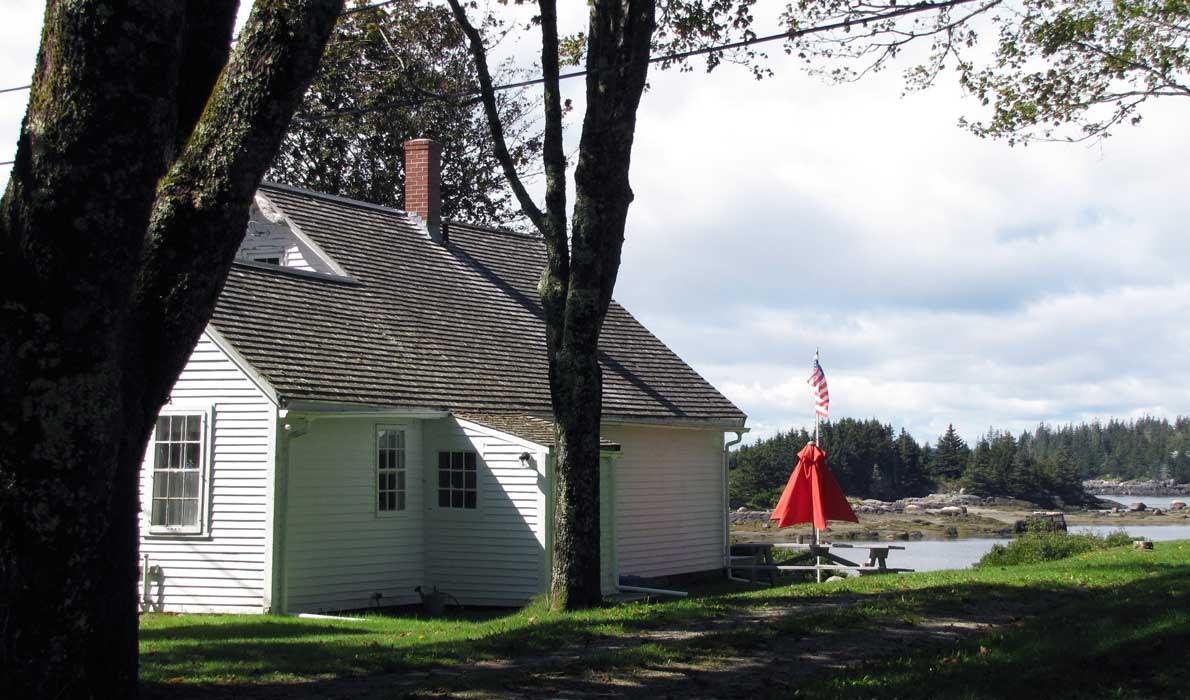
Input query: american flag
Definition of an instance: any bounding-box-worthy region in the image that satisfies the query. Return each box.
[807,353,829,418]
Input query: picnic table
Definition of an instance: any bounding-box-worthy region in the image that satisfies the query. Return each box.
[729,541,913,584]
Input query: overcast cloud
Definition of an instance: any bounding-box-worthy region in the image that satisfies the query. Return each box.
[4,1,1188,446]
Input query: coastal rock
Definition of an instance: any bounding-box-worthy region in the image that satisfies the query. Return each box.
[903,504,923,513]
[1171,501,1186,510]
[1130,502,1147,512]
[939,506,967,516]
[1083,479,1190,496]
[728,510,773,524]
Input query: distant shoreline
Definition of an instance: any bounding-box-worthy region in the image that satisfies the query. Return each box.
[731,493,1189,543]
[1084,479,1190,497]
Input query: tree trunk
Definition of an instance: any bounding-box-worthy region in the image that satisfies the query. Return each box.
[0,2,341,695]
[446,0,657,610]
[547,0,656,611]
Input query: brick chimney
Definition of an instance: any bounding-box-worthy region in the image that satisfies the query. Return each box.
[404,138,442,240]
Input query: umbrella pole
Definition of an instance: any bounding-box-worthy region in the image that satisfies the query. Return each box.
[814,526,822,583]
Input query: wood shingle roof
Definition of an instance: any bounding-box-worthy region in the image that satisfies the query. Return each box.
[210,183,746,426]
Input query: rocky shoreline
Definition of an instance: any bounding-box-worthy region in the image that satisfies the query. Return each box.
[1083,479,1190,496]
[731,493,1022,541]
[731,491,1189,542]
[730,493,990,525]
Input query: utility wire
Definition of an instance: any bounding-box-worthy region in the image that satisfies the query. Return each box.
[342,0,400,15]
[0,0,403,94]
[303,0,982,121]
[1,0,980,105]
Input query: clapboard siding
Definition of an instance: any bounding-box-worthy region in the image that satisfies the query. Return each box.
[423,418,547,606]
[604,425,726,578]
[284,418,425,612]
[137,331,276,614]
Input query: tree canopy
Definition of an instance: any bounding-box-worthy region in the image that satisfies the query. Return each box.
[270,1,540,226]
[783,0,1189,142]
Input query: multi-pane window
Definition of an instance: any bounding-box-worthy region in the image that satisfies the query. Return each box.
[150,414,205,532]
[438,451,477,509]
[377,428,406,512]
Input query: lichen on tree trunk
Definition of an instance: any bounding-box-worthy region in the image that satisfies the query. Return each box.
[0,1,342,696]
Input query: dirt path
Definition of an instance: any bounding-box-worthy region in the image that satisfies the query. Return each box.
[157,591,1053,700]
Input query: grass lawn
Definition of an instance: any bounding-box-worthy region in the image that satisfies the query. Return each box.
[141,541,1190,698]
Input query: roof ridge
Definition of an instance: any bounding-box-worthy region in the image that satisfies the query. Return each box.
[260,183,541,241]
[260,181,416,222]
[445,220,543,240]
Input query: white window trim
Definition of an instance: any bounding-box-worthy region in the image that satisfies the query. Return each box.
[433,449,480,513]
[375,424,407,517]
[145,405,213,538]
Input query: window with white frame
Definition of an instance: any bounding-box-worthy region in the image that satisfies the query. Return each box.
[149,413,207,533]
[437,450,477,509]
[377,427,406,512]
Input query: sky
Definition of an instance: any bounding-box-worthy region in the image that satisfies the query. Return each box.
[3,1,1188,446]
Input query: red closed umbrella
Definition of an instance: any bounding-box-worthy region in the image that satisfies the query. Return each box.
[770,442,858,530]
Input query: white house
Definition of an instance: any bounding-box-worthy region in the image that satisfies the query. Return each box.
[136,140,748,614]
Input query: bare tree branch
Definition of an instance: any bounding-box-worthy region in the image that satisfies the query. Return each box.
[446,0,550,236]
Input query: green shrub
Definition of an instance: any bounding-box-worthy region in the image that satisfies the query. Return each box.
[978,530,1134,567]
[1102,529,1134,547]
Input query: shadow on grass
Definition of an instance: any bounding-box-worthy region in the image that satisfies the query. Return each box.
[139,622,372,642]
[140,553,1190,699]
[803,566,1190,699]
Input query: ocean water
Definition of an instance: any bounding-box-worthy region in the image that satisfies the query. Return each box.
[837,523,1190,572]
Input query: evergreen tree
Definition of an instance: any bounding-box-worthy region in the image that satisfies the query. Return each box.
[894,429,930,496]
[931,424,969,483]
[987,430,1018,493]
[1006,449,1039,499]
[962,438,998,495]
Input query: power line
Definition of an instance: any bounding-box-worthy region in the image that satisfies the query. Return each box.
[0,0,404,94]
[1,0,979,106]
[342,0,400,15]
[304,0,981,121]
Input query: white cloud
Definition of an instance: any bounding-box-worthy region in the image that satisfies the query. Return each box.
[4,2,1188,449]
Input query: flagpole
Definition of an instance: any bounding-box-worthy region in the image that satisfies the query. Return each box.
[813,348,822,583]
[814,348,820,446]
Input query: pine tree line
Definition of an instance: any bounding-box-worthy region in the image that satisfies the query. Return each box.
[729,416,1190,509]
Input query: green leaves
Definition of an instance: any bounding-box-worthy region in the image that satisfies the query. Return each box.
[781,0,1189,142]
[270,1,541,227]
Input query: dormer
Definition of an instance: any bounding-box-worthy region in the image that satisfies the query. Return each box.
[235,191,346,276]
